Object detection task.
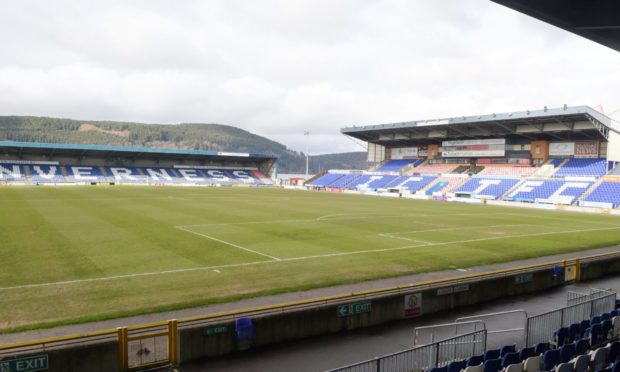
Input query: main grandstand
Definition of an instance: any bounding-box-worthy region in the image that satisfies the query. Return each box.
[307,106,620,210]
[0,141,275,186]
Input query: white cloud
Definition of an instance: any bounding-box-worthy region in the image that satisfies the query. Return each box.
[0,0,619,153]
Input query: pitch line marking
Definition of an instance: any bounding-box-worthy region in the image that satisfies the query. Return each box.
[2,226,619,292]
[497,212,620,227]
[178,211,500,229]
[378,233,430,244]
[175,226,281,261]
[379,223,534,237]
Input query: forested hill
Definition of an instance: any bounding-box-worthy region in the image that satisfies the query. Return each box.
[0,116,366,173]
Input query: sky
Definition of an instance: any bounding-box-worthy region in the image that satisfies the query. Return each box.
[1,1,619,155]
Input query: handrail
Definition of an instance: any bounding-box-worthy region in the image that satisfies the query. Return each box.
[2,250,620,354]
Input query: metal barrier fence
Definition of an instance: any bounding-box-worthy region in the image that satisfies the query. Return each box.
[326,330,487,372]
[414,321,485,346]
[456,310,527,349]
[526,292,616,347]
[567,288,614,306]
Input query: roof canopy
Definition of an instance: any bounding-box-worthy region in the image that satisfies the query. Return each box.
[491,0,620,52]
[0,141,276,162]
[341,106,617,146]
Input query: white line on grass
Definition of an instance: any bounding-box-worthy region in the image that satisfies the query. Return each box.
[379,223,534,237]
[175,226,281,261]
[178,211,499,229]
[2,226,619,292]
[497,212,620,227]
[377,233,430,244]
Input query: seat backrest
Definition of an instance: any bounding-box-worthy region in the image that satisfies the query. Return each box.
[574,339,590,356]
[464,364,484,372]
[535,342,551,355]
[468,355,485,367]
[580,320,591,335]
[502,352,521,367]
[614,317,620,338]
[573,355,589,372]
[603,320,613,339]
[592,316,602,325]
[557,327,569,346]
[523,356,541,372]
[613,360,620,372]
[520,347,536,361]
[485,349,501,361]
[501,345,517,357]
[544,349,560,370]
[554,362,573,372]
[568,323,581,340]
[505,362,524,372]
[560,343,576,363]
[591,323,603,346]
[591,347,609,372]
[602,313,611,321]
[609,341,620,363]
[448,360,467,372]
[484,358,502,372]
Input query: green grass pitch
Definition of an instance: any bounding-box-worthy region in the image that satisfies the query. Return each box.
[1,185,620,333]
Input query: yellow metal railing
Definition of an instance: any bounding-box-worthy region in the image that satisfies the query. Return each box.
[0,250,618,369]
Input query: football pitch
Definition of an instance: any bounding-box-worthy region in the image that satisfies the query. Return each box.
[1,186,620,333]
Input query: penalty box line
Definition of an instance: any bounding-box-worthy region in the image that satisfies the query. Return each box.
[2,225,620,292]
[175,225,281,261]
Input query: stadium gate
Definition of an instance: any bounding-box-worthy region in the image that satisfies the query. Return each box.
[117,320,178,370]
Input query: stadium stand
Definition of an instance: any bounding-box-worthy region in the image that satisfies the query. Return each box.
[384,175,437,192]
[479,165,537,177]
[582,182,620,208]
[412,163,459,175]
[0,163,26,182]
[376,159,420,172]
[327,173,360,188]
[455,177,521,199]
[505,180,592,204]
[28,165,66,183]
[306,172,344,187]
[553,158,607,178]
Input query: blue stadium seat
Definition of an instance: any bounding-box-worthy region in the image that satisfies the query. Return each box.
[483,358,502,372]
[377,159,420,172]
[568,323,581,342]
[501,345,517,357]
[467,355,485,367]
[609,341,620,363]
[560,343,575,363]
[506,179,591,204]
[455,177,520,200]
[502,352,521,367]
[384,175,437,192]
[583,182,620,208]
[519,346,536,361]
[555,327,569,347]
[485,349,501,361]
[554,158,607,178]
[429,366,448,372]
[307,173,344,187]
[574,339,589,356]
[448,359,468,372]
[535,342,551,355]
[543,349,560,370]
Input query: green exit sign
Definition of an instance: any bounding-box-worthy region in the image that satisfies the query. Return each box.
[337,302,372,317]
[204,325,229,336]
[0,355,48,372]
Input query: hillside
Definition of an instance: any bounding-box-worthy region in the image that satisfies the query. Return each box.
[0,116,366,173]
